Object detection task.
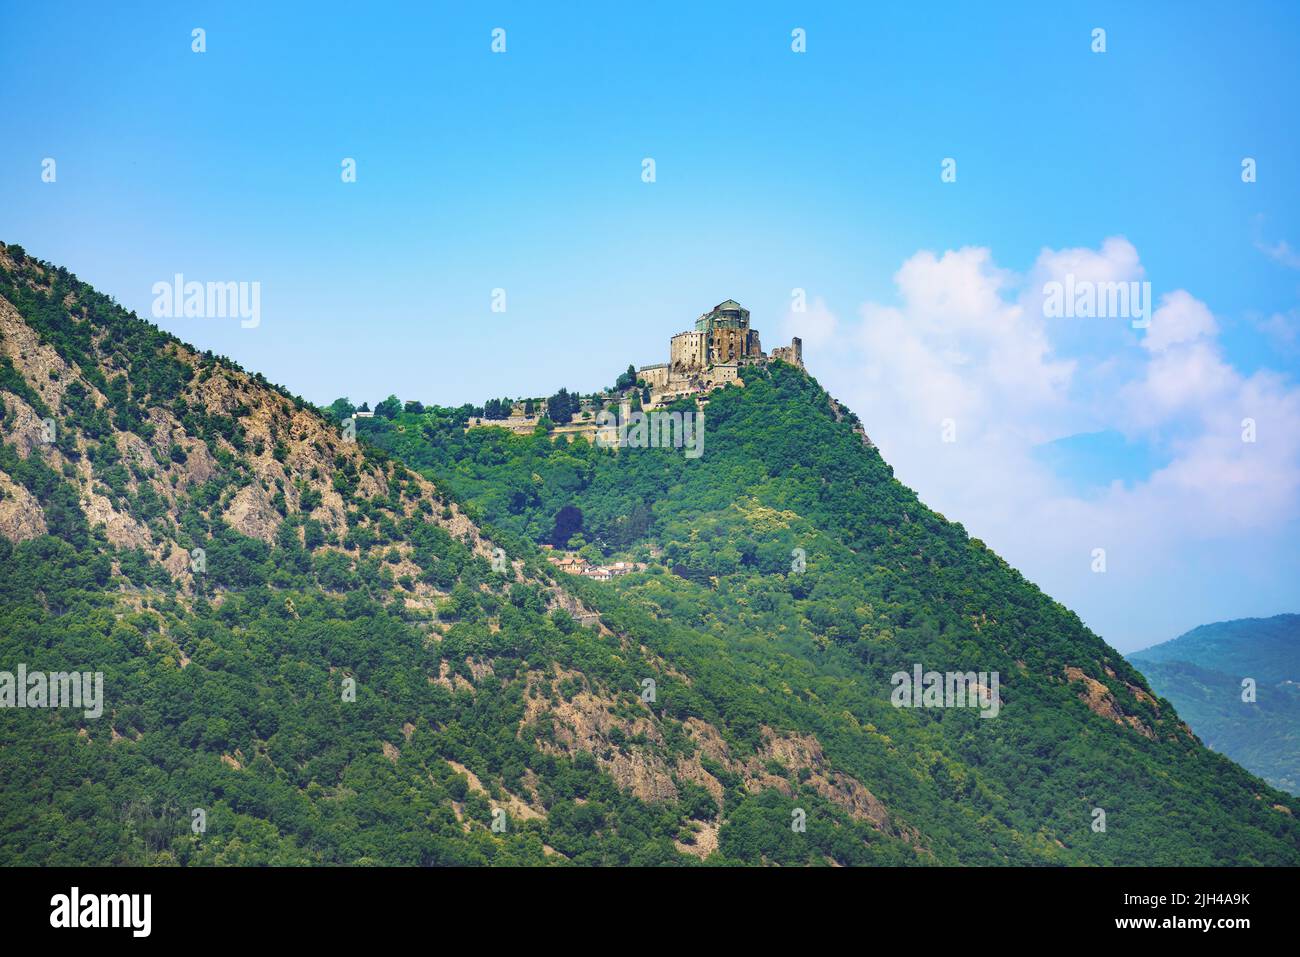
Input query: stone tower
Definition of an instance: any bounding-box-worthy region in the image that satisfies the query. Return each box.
[770,336,803,369]
[693,299,763,366]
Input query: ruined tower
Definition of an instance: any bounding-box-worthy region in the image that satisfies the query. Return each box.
[770,336,803,369]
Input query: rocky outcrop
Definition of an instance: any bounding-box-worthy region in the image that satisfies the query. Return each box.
[0,472,45,541]
[520,666,899,842]
[0,294,75,411]
[222,482,281,544]
[521,666,679,803]
[1064,666,1157,739]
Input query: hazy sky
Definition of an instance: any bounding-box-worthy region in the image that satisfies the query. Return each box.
[2,2,1298,651]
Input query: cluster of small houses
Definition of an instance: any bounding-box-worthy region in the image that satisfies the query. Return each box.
[540,546,644,581]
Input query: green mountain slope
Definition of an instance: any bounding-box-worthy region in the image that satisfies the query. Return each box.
[1,241,1297,865]
[350,360,1300,864]
[1130,616,1300,794]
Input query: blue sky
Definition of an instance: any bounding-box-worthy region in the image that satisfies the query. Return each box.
[2,1,1298,650]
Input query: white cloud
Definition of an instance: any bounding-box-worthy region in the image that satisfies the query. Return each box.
[1256,308,1300,353]
[1256,237,1300,270]
[812,238,1300,650]
[1141,290,1217,354]
[851,246,1075,445]
[1030,235,1145,290]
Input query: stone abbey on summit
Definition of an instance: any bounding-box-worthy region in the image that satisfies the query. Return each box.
[466,300,804,437]
[635,299,804,404]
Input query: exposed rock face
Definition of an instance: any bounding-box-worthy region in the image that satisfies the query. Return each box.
[1064,666,1157,739]
[677,721,894,831]
[1,393,48,459]
[431,660,476,694]
[519,665,900,846]
[222,482,280,543]
[0,471,45,541]
[546,586,603,629]
[828,394,874,448]
[522,666,680,803]
[675,820,720,859]
[445,758,546,823]
[0,294,74,410]
[147,408,218,487]
[753,727,891,829]
[162,543,192,582]
[83,489,152,549]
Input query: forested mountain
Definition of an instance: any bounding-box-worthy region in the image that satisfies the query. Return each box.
[1,242,1297,866]
[1130,616,1300,795]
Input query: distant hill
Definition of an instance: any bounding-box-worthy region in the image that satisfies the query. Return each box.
[1130,616,1300,795]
